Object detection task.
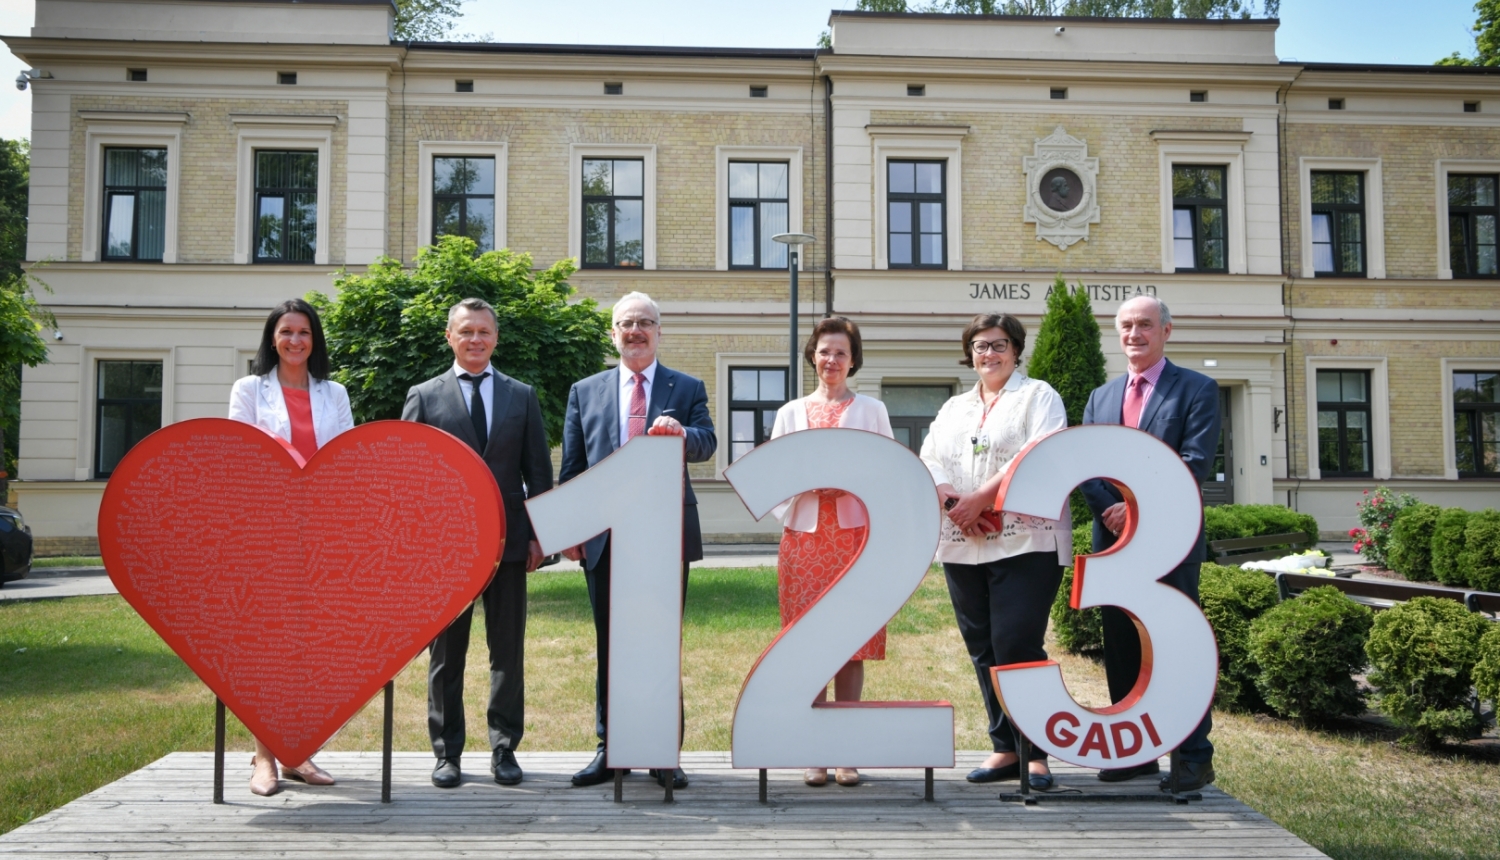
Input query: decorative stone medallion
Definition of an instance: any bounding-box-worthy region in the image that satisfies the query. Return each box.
[1023,127,1100,250]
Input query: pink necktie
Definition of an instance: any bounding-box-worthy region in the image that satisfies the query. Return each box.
[627,372,648,440]
[1122,375,1146,429]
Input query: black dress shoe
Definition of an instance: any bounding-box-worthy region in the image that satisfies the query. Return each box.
[965,762,1020,783]
[491,749,522,786]
[432,757,462,789]
[1027,771,1055,791]
[1097,760,1160,782]
[572,750,627,787]
[649,767,688,789]
[1160,759,1215,792]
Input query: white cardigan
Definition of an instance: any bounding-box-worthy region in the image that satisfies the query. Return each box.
[769,394,895,533]
[228,365,355,453]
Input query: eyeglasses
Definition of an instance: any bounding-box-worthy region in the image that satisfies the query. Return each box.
[970,339,1011,355]
[614,319,659,331]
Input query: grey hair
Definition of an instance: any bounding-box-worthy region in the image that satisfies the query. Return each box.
[447,297,498,329]
[612,291,661,323]
[1115,296,1172,329]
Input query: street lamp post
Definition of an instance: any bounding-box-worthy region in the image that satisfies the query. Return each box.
[771,232,816,399]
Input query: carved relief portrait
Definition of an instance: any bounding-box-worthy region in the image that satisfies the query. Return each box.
[1022,127,1101,250]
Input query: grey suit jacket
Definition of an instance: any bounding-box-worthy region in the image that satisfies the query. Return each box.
[402,367,554,564]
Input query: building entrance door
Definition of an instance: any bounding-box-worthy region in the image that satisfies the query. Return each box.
[1202,386,1234,506]
[881,385,953,454]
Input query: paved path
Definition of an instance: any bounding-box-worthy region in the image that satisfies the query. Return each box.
[0,751,1326,859]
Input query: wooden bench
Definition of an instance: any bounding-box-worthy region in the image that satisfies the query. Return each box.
[1274,571,1500,619]
[1209,531,1316,564]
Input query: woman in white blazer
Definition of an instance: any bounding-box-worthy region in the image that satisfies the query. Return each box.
[767,317,895,788]
[228,298,353,796]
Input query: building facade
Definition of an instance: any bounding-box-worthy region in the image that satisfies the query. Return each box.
[6,1,1500,554]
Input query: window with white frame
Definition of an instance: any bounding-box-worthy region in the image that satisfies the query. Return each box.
[887,160,946,269]
[1310,171,1366,277]
[581,158,645,269]
[1453,369,1499,477]
[253,150,318,264]
[728,161,789,269]
[101,147,167,262]
[95,359,163,478]
[1316,370,1372,478]
[728,367,788,462]
[1172,165,1227,273]
[79,112,186,264]
[433,156,496,252]
[1448,174,1500,279]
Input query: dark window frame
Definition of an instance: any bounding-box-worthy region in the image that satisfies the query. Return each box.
[1316,369,1374,479]
[101,146,167,262]
[1454,369,1500,478]
[580,157,645,269]
[93,359,163,479]
[887,159,947,270]
[431,155,496,252]
[728,366,789,463]
[252,149,318,265]
[1448,173,1500,279]
[727,161,791,270]
[1172,164,1228,274]
[1310,170,1367,277]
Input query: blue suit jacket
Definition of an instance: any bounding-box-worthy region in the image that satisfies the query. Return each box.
[1080,358,1220,562]
[558,363,717,570]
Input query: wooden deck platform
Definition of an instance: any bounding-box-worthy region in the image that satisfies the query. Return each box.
[1,751,1326,858]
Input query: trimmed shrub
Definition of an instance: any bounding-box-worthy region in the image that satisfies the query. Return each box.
[1199,562,1281,711]
[1387,503,1441,582]
[1476,624,1500,709]
[1248,586,1373,723]
[1203,504,1321,548]
[1050,523,1102,656]
[1458,510,1500,592]
[1432,507,1473,587]
[1366,596,1488,745]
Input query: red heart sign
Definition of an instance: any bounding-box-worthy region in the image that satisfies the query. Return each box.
[98,418,504,766]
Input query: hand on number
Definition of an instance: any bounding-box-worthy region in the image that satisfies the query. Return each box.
[525,540,544,572]
[647,416,685,436]
[1102,502,1128,536]
[561,545,582,562]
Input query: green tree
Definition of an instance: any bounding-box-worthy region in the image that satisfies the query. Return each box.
[1026,276,1107,427]
[0,138,53,479]
[393,0,490,43]
[1438,0,1500,66]
[309,236,612,445]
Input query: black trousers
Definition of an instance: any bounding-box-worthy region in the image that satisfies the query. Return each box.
[943,551,1065,759]
[427,560,527,760]
[585,536,689,752]
[1100,559,1214,763]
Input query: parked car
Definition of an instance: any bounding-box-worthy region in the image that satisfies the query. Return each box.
[0,506,32,585]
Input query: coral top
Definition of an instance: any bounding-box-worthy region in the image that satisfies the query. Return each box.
[281,386,318,463]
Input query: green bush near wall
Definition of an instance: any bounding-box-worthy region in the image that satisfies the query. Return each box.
[1387,503,1442,582]
[1457,510,1500,592]
[1432,507,1473,587]
[1199,562,1281,712]
[1204,504,1321,547]
[1248,586,1373,723]
[1366,596,1489,746]
[1475,624,1500,709]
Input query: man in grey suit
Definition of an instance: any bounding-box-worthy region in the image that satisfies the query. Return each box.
[1081,295,1221,792]
[402,297,553,789]
[559,291,716,791]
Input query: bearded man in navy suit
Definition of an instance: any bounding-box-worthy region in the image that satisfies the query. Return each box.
[1081,295,1221,792]
[558,291,716,791]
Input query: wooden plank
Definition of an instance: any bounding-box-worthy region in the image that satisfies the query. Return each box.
[1209,533,1310,555]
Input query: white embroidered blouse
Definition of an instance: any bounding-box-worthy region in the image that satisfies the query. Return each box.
[919,373,1072,566]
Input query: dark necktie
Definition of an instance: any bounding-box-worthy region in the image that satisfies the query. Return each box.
[460,372,490,452]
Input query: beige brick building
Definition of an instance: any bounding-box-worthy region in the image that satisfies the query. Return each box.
[5,1,1500,552]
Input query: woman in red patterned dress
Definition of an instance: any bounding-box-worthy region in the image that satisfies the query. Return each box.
[768,317,895,788]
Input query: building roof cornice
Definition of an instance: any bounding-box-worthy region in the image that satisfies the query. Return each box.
[1,35,404,68]
[816,53,1299,86]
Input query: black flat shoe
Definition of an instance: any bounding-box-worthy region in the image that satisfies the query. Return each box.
[649,767,688,789]
[572,750,627,787]
[1027,771,1055,791]
[1160,760,1215,793]
[491,749,522,786]
[1097,760,1160,782]
[431,757,462,789]
[965,762,1020,783]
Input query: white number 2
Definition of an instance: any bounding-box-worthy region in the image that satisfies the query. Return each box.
[991,425,1217,770]
[726,429,953,769]
[525,435,685,771]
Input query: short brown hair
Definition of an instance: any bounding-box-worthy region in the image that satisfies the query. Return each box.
[803,316,864,376]
[959,313,1026,368]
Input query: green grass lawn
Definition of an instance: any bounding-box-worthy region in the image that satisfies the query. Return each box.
[1,567,1497,859]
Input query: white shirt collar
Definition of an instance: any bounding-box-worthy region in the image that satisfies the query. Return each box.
[618,360,658,386]
[452,361,493,380]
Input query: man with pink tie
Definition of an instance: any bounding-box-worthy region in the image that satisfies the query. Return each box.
[1080,296,1221,791]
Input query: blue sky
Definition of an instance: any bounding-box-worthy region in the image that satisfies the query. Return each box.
[0,0,1483,139]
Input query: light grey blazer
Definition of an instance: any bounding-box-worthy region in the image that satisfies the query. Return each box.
[228,365,355,450]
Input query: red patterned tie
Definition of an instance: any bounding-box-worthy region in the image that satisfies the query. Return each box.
[1122,375,1146,429]
[627,372,648,440]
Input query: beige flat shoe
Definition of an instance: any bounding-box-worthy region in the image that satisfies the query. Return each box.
[803,768,828,786]
[282,758,335,786]
[835,768,860,786]
[249,755,281,797]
